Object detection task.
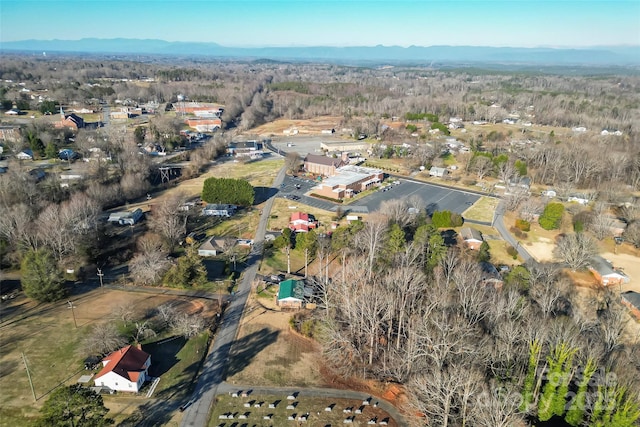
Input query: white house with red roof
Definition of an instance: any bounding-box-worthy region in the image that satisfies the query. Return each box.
[93,345,151,392]
[289,212,317,233]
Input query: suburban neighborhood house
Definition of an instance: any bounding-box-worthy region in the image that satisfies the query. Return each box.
[314,165,383,200]
[622,291,640,321]
[93,345,151,393]
[459,227,484,250]
[198,236,228,257]
[289,212,318,233]
[588,256,630,286]
[303,153,347,177]
[429,166,448,178]
[277,279,307,308]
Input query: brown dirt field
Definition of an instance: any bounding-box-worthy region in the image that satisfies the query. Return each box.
[226,294,323,388]
[250,116,343,136]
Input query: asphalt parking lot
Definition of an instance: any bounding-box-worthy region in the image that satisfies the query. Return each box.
[276,175,480,215]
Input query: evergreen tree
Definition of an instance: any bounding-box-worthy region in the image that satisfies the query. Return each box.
[21,249,66,302]
[566,358,596,426]
[163,248,207,288]
[37,384,114,427]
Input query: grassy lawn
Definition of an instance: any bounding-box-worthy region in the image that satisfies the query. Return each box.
[205,209,261,239]
[462,196,500,223]
[268,198,340,232]
[261,247,308,276]
[362,158,411,175]
[214,158,284,188]
[145,332,210,400]
[0,289,217,425]
[209,394,397,427]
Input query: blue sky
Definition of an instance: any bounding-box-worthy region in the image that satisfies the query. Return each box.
[1,0,639,47]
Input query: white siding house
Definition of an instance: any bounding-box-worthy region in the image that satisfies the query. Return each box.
[93,345,151,393]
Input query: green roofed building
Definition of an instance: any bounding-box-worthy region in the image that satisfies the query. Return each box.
[277,279,306,308]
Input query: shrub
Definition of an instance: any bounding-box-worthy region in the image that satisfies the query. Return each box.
[539,202,564,230]
[506,245,519,259]
[516,218,531,231]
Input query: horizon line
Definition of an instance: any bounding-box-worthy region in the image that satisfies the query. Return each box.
[1,38,639,50]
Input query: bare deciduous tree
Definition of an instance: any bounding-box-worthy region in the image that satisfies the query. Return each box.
[84,323,127,356]
[555,232,598,270]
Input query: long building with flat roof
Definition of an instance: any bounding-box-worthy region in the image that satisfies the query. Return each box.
[314,165,383,200]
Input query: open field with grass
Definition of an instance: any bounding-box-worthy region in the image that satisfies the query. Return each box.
[462,196,500,223]
[0,288,216,425]
[209,394,397,427]
[362,158,412,175]
[268,198,340,232]
[225,295,322,388]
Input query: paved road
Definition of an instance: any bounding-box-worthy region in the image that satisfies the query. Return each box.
[217,382,408,427]
[179,165,287,427]
[491,200,534,263]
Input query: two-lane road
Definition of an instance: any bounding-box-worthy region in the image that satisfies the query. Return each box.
[180,165,287,427]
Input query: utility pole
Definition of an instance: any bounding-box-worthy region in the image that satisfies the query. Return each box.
[97,268,104,293]
[286,246,291,274]
[21,352,36,402]
[67,301,77,328]
[304,248,308,278]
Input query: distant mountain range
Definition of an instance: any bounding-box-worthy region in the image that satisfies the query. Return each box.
[2,38,639,66]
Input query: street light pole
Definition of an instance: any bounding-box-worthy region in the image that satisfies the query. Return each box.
[67,301,77,328]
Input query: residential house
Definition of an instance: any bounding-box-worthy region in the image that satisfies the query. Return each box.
[314,165,383,200]
[621,291,640,320]
[202,204,236,217]
[277,279,306,308]
[460,227,484,250]
[605,217,627,237]
[289,212,317,233]
[16,149,34,160]
[480,262,504,289]
[303,153,346,177]
[198,236,228,257]
[508,176,531,190]
[568,195,590,205]
[429,166,448,178]
[93,345,151,393]
[588,256,629,287]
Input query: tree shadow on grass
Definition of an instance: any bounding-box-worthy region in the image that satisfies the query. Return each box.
[253,186,278,204]
[224,327,279,379]
[117,398,182,427]
[144,336,185,378]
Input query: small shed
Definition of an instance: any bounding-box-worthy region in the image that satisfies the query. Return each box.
[429,166,448,178]
[277,279,306,308]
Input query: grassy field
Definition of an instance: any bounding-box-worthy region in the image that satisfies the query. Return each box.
[0,288,215,425]
[462,196,500,223]
[268,198,339,232]
[209,394,397,427]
